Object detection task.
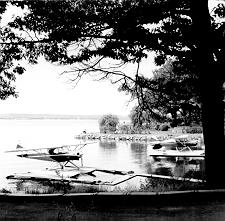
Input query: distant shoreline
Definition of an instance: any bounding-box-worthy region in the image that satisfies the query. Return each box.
[0,113,129,121]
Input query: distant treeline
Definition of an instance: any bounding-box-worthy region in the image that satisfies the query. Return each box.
[0,113,129,121]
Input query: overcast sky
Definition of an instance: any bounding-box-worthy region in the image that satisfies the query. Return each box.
[0,56,155,116]
[0,60,131,116]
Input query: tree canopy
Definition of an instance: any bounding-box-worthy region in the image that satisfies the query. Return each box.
[0,2,24,99]
[1,0,224,111]
[99,114,119,133]
[0,1,224,92]
[130,59,202,128]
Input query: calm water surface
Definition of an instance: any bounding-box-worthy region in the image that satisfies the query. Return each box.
[0,119,204,189]
[0,119,223,221]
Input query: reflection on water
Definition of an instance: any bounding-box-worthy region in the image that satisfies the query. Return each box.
[148,155,205,179]
[0,140,205,191]
[0,120,205,192]
[99,141,117,148]
[130,142,148,166]
[155,167,173,176]
[83,140,205,179]
[0,119,219,220]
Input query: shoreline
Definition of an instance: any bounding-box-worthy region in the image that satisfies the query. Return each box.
[75,131,203,142]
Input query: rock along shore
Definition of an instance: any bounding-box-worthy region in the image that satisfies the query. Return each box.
[75,131,202,143]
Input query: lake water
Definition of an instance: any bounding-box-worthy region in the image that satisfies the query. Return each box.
[2,119,224,221]
[0,119,204,191]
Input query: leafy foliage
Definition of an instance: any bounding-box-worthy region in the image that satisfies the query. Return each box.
[118,123,131,134]
[0,1,25,99]
[129,105,157,129]
[130,59,202,127]
[0,1,224,100]
[98,114,119,133]
[183,126,203,134]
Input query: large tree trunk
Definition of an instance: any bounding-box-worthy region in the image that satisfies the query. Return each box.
[203,76,225,188]
[191,0,225,188]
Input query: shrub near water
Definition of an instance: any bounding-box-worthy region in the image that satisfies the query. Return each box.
[99,114,119,133]
[155,123,170,131]
[140,178,205,192]
[118,124,131,134]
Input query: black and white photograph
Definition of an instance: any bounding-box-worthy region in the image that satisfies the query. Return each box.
[0,0,225,220]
